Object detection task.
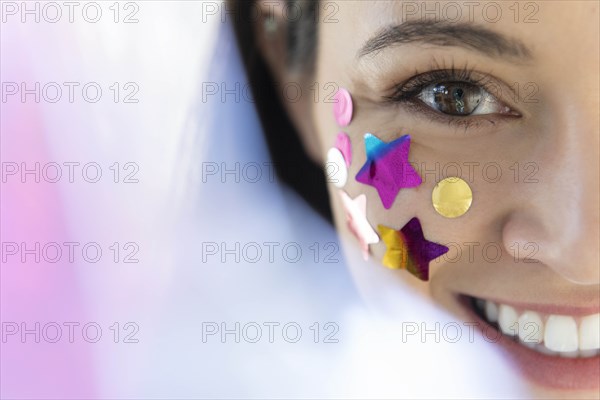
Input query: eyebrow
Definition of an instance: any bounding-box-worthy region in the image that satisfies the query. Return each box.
[358,20,532,60]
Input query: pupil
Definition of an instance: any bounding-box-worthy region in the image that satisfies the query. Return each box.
[431,83,480,116]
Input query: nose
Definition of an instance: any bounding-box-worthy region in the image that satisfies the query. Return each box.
[501,97,599,284]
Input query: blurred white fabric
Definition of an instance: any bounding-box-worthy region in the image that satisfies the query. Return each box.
[1,1,528,398]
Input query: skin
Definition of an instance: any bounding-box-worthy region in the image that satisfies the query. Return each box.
[255,1,599,398]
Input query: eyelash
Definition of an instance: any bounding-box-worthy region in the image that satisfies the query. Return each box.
[384,66,519,129]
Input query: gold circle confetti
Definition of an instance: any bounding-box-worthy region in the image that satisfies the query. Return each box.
[432,177,473,218]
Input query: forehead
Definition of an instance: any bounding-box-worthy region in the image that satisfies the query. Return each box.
[322,1,595,27]
[319,2,596,51]
[316,1,598,83]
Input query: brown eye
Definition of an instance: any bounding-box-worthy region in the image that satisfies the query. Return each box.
[418,81,512,116]
[429,82,481,115]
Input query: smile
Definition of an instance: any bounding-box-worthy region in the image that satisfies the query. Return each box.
[460,293,600,390]
[468,296,600,358]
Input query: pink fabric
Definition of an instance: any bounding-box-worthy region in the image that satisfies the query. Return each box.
[1,33,96,399]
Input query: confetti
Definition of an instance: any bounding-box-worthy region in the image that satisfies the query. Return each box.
[356,134,421,209]
[378,218,448,281]
[339,191,379,260]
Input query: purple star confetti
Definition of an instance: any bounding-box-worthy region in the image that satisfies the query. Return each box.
[378,217,449,281]
[355,133,422,209]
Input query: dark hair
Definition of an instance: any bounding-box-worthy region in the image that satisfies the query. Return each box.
[227,0,332,222]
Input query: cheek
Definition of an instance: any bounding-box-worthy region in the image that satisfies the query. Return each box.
[316,83,540,295]
[322,103,455,283]
[319,109,533,292]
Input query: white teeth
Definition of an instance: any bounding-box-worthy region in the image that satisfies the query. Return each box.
[535,343,557,356]
[544,315,579,352]
[476,298,600,358]
[579,313,600,351]
[580,349,600,358]
[518,311,543,344]
[498,305,519,336]
[485,301,498,323]
[559,350,579,358]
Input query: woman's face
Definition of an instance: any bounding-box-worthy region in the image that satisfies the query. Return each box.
[264,0,599,397]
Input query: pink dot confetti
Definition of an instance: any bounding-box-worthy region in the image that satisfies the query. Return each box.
[334,132,352,168]
[333,88,353,127]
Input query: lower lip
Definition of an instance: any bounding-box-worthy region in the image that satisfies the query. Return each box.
[458,295,600,390]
